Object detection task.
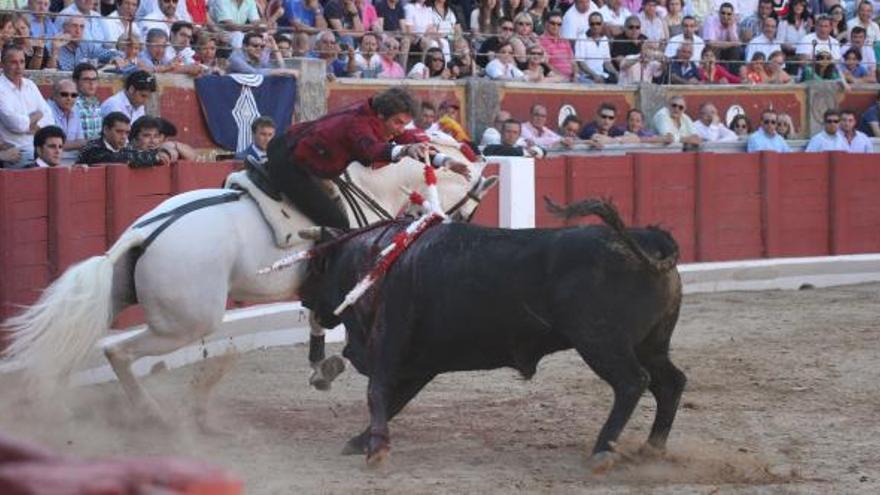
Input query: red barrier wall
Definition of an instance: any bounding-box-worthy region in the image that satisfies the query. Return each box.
[470,163,500,227]
[830,152,880,254]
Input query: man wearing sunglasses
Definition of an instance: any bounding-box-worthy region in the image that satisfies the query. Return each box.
[48,79,87,164]
[575,12,618,84]
[611,15,647,71]
[539,11,575,81]
[806,109,849,152]
[652,96,701,146]
[746,109,791,152]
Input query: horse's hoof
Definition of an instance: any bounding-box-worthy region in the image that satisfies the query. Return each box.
[588,451,619,475]
[341,434,368,456]
[309,355,346,392]
[366,447,390,469]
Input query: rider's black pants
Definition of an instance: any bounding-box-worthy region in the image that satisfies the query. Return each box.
[266,136,348,230]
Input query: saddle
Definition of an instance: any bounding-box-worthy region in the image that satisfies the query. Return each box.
[224,165,301,249]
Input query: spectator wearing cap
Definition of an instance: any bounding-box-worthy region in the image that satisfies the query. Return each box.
[47,14,124,71]
[235,116,276,163]
[703,2,742,69]
[141,0,192,37]
[806,109,848,152]
[100,70,156,122]
[48,79,87,164]
[73,63,103,140]
[575,13,617,84]
[78,111,178,167]
[54,0,109,46]
[652,96,701,145]
[797,15,841,62]
[26,125,65,168]
[746,110,791,153]
[665,15,704,63]
[521,104,563,147]
[0,45,55,169]
[539,11,575,81]
[839,109,873,153]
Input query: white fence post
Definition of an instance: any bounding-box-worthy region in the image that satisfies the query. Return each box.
[497,157,536,229]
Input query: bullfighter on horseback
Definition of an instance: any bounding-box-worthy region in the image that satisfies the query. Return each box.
[265,87,472,230]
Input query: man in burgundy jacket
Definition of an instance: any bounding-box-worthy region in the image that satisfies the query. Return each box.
[266,87,471,229]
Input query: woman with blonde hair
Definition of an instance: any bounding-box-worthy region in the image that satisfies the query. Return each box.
[510,12,537,67]
[113,31,147,75]
[776,113,795,139]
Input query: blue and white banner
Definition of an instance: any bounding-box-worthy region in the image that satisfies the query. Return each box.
[195,74,296,152]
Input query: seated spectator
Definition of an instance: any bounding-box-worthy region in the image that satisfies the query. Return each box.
[12,13,38,69]
[846,1,879,46]
[155,117,197,160]
[527,0,549,34]
[665,15,704,63]
[274,33,293,59]
[100,70,156,122]
[800,49,843,82]
[103,0,139,47]
[745,15,781,63]
[858,90,880,137]
[477,18,515,67]
[778,0,810,57]
[740,51,769,83]
[575,13,618,84]
[356,0,380,31]
[559,114,583,139]
[136,0,193,25]
[579,103,626,143]
[776,112,795,139]
[805,109,848,152]
[55,0,108,46]
[354,32,382,78]
[702,2,742,69]
[539,11,575,81]
[828,4,847,45]
[140,0,191,37]
[139,29,173,72]
[0,14,13,52]
[746,109,791,152]
[652,96,701,145]
[841,48,877,84]
[796,15,841,62]
[229,32,300,76]
[667,41,700,83]
[26,125,65,168]
[194,32,223,74]
[78,112,177,167]
[48,79,87,165]
[375,0,406,33]
[639,0,668,43]
[624,108,674,144]
[843,26,876,75]
[694,103,738,143]
[448,37,479,78]
[764,50,793,83]
[0,45,55,169]
[523,45,566,82]
[48,14,123,71]
[471,0,502,35]
[600,0,634,37]
[484,42,526,80]
[290,32,312,57]
[113,31,147,75]
[665,0,684,37]
[839,110,873,153]
[618,39,666,84]
[325,0,365,36]
[611,15,648,72]
[698,48,741,83]
[483,119,545,157]
[234,116,275,162]
[729,114,751,137]
[561,0,601,42]
[73,63,103,141]
[408,46,451,79]
[521,104,563,147]
[510,12,539,66]
[377,35,406,79]
[312,30,354,79]
[280,0,328,32]
[481,110,517,146]
[0,141,23,168]
[27,0,59,70]
[165,22,200,71]
[739,0,774,44]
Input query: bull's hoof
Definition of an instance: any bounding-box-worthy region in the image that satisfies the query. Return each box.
[588,451,619,475]
[309,355,346,392]
[341,433,368,456]
[637,442,665,460]
[366,447,390,469]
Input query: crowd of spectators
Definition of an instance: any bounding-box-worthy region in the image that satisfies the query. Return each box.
[1,0,879,169]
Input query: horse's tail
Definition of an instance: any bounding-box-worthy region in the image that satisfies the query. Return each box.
[544,197,679,274]
[0,229,145,387]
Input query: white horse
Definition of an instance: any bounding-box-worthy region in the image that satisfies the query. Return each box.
[1,141,493,426]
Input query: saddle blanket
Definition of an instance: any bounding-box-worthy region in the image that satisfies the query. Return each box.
[224,170,300,249]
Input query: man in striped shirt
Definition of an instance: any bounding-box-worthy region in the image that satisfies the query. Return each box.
[73,63,103,140]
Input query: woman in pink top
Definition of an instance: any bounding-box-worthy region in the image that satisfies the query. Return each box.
[378,36,406,78]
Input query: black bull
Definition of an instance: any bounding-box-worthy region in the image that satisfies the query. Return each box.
[301,198,686,469]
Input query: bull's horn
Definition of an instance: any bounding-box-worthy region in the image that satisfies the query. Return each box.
[298,227,323,241]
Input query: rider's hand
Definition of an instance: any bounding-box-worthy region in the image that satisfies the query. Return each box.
[444,160,471,181]
[403,143,430,161]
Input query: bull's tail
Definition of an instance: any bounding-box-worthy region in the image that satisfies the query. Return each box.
[544,197,679,273]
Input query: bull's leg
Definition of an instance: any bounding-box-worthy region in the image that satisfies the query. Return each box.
[307,312,346,391]
[638,353,687,453]
[342,374,433,455]
[573,340,650,473]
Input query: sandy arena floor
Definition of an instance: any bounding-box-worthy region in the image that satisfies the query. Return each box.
[1,283,879,494]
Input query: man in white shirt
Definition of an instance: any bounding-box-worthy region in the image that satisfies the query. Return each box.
[599,0,633,37]
[140,0,190,37]
[100,70,156,122]
[562,0,601,41]
[481,110,526,147]
[842,26,877,73]
[520,104,563,147]
[55,0,109,46]
[847,0,880,46]
[839,110,874,153]
[652,95,702,145]
[745,15,782,61]
[797,15,841,61]
[694,103,739,143]
[576,12,617,83]
[665,16,705,62]
[136,0,192,22]
[806,109,849,152]
[0,45,55,168]
[103,0,140,46]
